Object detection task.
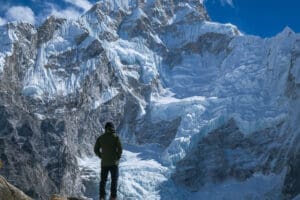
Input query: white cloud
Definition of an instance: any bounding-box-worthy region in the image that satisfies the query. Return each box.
[64,0,93,11]
[0,17,7,26]
[220,0,234,7]
[50,7,82,20]
[42,2,82,20]
[5,6,35,24]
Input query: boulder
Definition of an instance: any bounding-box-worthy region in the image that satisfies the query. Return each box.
[0,175,32,200]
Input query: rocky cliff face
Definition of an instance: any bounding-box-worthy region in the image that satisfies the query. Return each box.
[0,0,299,199]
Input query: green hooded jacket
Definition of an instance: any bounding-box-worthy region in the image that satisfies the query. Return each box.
[94,128,123,167]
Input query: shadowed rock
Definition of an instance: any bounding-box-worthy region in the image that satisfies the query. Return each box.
[173,118,286,191]
[37,16,66,45]
[136,117,181,147]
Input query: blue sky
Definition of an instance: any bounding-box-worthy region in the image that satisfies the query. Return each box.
[205,0,300,37]
[0,0,299,37]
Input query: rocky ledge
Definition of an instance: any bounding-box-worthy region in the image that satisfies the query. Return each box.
[0,175,32,200]
[0,175,86,200]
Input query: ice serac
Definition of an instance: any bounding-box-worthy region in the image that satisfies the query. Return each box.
[0,0,299,199]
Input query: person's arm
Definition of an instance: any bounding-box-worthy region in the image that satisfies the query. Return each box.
[116,136,123,160]
[94,137,102,158]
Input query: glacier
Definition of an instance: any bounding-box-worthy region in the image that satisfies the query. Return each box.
[0,0,299,199]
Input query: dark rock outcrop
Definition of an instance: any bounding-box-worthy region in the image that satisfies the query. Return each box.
[173,119,286,191]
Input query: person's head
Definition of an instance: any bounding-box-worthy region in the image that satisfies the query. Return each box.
[105,122,115,132]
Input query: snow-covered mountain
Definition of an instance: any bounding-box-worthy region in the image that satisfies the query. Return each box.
[0,0,299,199]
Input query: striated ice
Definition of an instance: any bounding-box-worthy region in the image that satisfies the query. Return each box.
[93,88,119,109]
[162,21,241,48]
[104,38,160,84]
[0,25,15,72]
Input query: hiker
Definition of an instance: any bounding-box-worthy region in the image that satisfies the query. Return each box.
[94,122,123,200]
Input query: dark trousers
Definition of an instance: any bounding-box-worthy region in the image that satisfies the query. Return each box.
[100,165,119,199]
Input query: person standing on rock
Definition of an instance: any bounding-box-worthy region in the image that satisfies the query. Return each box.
[94,122,123,200]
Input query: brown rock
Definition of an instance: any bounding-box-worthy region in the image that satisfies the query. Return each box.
[0,175,32,200]
[50,194,67,200]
